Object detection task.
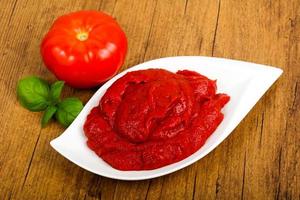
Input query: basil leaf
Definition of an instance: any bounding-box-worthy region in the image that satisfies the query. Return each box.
[50,81,64,103]
[56,97,83,127]
[41,105,57,127]
[17,76,50,111]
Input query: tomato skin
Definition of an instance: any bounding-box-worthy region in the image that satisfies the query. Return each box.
[41,11,127,88]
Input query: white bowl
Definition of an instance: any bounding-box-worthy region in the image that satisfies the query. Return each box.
[50,56,282,180]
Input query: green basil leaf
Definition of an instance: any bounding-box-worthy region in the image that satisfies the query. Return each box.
[41,105,57,127]
[17,76,50,111]
[56,97,83,127]
[50,81,64,103]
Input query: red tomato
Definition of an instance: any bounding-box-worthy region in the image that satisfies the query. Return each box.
[41,11,127,88]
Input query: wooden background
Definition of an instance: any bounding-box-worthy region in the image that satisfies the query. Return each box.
[0,0,299,199]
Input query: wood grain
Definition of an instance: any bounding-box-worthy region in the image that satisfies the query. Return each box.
[0,0,299,199]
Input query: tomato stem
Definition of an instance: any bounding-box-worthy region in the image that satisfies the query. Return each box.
[76,32,88,41]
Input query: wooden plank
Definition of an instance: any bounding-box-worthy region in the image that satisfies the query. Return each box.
[0,0,18,44]
[0,0,299,199]
[8,1,106,199]
[0,0,55,198]
[205,0,300,199]
[0,0,102,199]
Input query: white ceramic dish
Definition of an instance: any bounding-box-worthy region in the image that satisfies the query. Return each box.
[50,56,282,180]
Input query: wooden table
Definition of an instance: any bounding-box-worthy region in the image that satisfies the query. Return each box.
[1,0,299,199]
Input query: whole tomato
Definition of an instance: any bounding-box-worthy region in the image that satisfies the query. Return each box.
[41,11,127,88]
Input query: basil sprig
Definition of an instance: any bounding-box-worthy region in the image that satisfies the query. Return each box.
[17,76,50,111]
[17,76,83,127]
[41,105,57,127]
[56,98,83,127]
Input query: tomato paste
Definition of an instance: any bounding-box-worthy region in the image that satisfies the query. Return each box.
[84,69,230,170]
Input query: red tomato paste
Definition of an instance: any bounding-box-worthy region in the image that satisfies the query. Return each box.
[84,69,230,170]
